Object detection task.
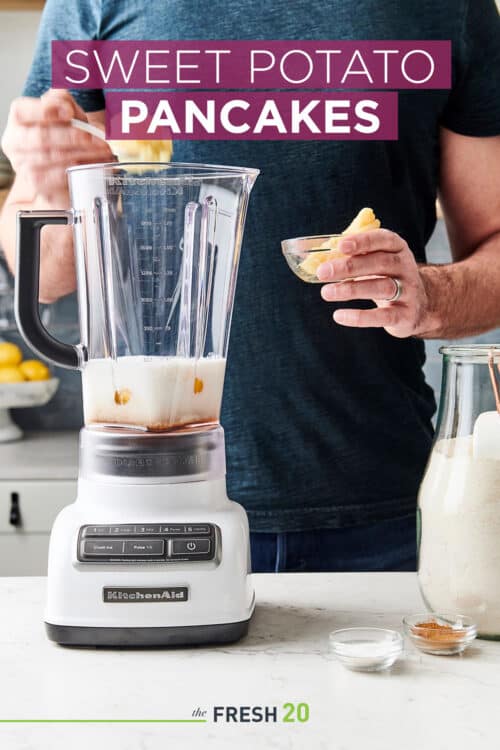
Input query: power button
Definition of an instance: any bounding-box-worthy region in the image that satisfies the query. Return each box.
[171,538,211,557]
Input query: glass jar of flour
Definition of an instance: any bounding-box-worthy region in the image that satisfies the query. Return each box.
[418,345,500,639]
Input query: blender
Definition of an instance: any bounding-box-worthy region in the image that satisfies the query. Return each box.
[14,162,259,646]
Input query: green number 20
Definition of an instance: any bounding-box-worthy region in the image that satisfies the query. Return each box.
[283,702,310,723]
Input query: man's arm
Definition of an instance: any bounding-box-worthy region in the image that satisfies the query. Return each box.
[317,128,500,340]
[418,127,500,338]
[0,90,110,303]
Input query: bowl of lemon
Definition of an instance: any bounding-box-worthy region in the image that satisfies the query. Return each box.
[0,341,59,442]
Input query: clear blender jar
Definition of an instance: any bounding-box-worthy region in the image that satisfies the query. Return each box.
[418,345,500,638]
[15,162,258,432]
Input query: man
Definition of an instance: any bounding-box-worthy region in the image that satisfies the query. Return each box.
[1,0,500,572]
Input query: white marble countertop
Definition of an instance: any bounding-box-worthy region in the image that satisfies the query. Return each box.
[0,573,496,750]
[0,431,79,480]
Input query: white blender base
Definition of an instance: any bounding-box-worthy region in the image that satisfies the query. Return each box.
[45,476,255,647]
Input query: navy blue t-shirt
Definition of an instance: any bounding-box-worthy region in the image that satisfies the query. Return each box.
[23,0,500,531]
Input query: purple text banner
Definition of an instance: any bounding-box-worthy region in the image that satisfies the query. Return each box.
[105,92,398,141]
[52,40,451,90]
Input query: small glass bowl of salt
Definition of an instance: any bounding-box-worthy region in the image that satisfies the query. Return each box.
[329,627,403,672]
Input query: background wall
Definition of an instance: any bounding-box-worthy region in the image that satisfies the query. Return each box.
[0,10,42,135]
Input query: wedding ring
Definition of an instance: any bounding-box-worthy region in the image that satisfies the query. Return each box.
[386,277,403,303]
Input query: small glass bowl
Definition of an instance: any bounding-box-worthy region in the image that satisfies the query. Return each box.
[329,627,403,672]
[403,613,477,655]
[281,234,343,283]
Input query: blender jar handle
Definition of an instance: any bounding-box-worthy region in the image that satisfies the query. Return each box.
[15,210,81,370]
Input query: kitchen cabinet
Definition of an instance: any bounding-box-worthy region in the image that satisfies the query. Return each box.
[0,431,78,575]
[0,479,76,574]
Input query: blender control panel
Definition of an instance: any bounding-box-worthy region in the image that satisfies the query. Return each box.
[77,524,216,563]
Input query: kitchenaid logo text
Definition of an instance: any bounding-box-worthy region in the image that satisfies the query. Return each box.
[103,587,188,602]
[52,40,451,141]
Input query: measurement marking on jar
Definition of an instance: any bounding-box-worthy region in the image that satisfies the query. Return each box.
[140,297,173,304]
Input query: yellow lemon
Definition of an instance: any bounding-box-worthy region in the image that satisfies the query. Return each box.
[0,342,23,368]
[0,366,26,383]
[19,359,51,381]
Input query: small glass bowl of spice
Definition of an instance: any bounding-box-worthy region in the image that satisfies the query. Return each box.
[403,613,477,655]
[329,627,403,672]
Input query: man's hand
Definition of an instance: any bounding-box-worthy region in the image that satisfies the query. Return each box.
[317,229,431,338]
[0,89,111,302]
[317,129,500,341]
[1,89,111,202]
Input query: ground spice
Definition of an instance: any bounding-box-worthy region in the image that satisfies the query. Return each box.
[411,621,465,643]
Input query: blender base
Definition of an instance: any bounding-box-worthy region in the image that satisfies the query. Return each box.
[44,427,255,649]
[45,617,251,648]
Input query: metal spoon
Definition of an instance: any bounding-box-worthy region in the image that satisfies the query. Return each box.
[70,118,122,161]
[70,117,108,142]
[70,118,174,164]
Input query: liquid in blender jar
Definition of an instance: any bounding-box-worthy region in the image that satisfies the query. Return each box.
[82,355,226,431]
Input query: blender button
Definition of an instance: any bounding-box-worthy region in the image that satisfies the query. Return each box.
[123,540,164,556]
[161,525,184,534]
[84,526,110,536]
[171,539,211,556]
[109,526,135,535]
[83,540,124,555]
[184,525,211,535]
[134,525,162,535]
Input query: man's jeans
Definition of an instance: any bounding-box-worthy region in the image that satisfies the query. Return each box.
[250,513,417,572]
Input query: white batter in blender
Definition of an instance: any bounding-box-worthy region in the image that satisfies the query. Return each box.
[14,161,259,646]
